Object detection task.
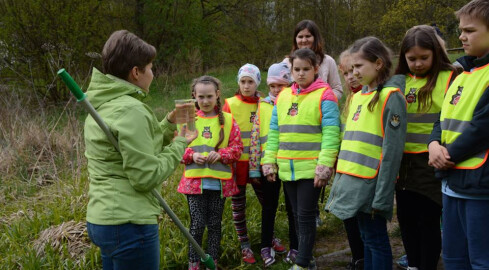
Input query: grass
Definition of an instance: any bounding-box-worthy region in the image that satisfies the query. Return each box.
[0,52,468,269]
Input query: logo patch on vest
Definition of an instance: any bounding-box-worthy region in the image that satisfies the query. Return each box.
[287,103,299,116]
[250,112,256,123]
[450,86,463,105]
[390,114,401,128]
[352,105,362,121]
[202,126,212,139]
[405,88,417,103]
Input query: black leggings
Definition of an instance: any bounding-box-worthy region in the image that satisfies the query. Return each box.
[186,190,226,262]
[283,179,321,267]
[396,190,442,270]
[343,216,364,261]
[260,177,297,249]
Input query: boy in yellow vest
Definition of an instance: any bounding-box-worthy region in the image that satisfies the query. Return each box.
[428,0,489,268]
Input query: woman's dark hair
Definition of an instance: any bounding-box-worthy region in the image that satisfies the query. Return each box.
[191,76,225,151]
[102,30,156,80]
[290,48,319,81]
[291,20,325,64]
[350,36,392,111]
[395,25,457,112]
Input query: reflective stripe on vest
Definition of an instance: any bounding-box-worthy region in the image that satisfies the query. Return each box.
[225,96,258,161]
[184,112,233,179]
[258,101,273,164]
[276,87,325,159]
[404,71,453,153]
[337,87,401,178]
[441,63,489,169]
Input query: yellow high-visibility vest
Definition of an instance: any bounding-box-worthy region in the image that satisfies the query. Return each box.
[276,87,325,160]
[184,112,233,180]
[404,70,453,153]
[337,87,401,178]
[225,96,257,161]
[441,64,489,169]
[258,100,273,164]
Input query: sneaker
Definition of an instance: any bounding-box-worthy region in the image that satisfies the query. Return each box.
[396,255,408,270]
[242,247,256,264]
[289,265,307,270]
[345,258,364,270]
[272,237,287,254]
[260,247,276,267]
[284,249,298,264]
[188,261,200,270]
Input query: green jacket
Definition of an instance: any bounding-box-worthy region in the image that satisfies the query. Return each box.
[85,68,187,225]
[326,75,406,221]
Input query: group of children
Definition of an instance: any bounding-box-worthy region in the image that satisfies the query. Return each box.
[83,0,489,269]
[177,1,489,269]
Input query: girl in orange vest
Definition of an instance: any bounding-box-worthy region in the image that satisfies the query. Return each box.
[178,76,243,270]
[326,37,407,270]
[394,25,457,270]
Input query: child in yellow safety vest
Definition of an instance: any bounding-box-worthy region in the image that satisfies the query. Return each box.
[262,48,341,270]
[326,37,407,270]
[178,76,243,270]
[248,62,298,267]
[394,25,457,270]
[222,63,286,264]
[428,0,489,267]
[337,49,365,270]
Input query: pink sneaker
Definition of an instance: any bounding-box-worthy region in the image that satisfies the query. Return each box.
[272,237,287,254]
[242,247,256,264]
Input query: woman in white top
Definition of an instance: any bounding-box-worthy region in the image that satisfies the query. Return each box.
[283,19,343,99]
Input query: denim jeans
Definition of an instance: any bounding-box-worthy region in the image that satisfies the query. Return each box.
[283,179,321,268]
[357,212,392,270]
[442,194,489,270]
[87,222,159,270]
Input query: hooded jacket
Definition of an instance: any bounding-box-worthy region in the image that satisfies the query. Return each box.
[85,68,187,225]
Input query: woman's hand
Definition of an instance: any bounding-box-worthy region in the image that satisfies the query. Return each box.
[167,109,176,124]
[428,141,454,170]
[314,165,333,188]
[178,125,198,144]
[207,151,221,164]
[192,152,207,165]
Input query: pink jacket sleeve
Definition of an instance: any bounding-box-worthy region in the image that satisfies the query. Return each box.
[218,119,243,164]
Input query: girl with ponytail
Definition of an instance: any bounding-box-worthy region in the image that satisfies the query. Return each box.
[178,75,243,270]
[326,37,407,270]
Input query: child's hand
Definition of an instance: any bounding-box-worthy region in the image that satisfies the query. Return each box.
[179,125,198,144]
[192,153,207,165]
[262,164,278,182]
[428,141,455,169]
[314,165,333,188]
[207,151,221,164]
[266,174,276,182]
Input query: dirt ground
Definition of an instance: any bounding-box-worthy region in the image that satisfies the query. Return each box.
[313,216,445,270]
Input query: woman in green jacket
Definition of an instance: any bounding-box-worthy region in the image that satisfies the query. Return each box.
[84,30,196,270]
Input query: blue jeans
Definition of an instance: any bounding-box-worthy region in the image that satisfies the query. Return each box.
[442,194,489,270]
[87,222,159,270]
[357,212,392,270]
